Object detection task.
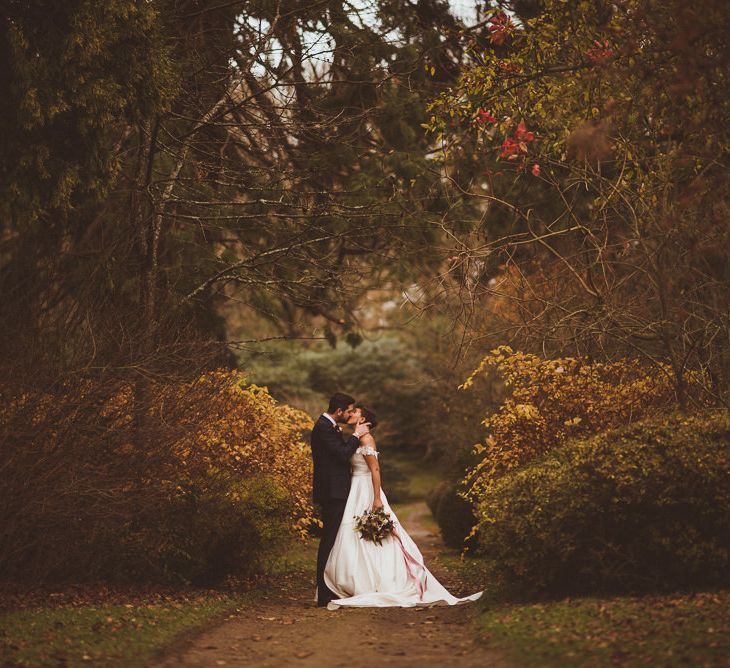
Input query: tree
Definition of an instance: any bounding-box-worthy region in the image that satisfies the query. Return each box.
[424,0,730,407]
[0,2,481,384]
[0,1,501,583]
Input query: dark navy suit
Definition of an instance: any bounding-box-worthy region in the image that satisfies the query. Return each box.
[311,414,359,605]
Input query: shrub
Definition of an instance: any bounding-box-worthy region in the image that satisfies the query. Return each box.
[168,372,315,539]
[427,481,478,550]
[460,347,709,503]
[474,412,730,595]
[153,475,293,586]
[0,370,313,584]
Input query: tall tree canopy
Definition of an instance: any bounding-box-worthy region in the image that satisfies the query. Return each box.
[424,0,730,405]
[1,1,484,383]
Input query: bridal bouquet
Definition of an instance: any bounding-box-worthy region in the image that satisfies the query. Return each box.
[353,507,395,546]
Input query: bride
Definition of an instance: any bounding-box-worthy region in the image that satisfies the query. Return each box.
[323,406,482,609]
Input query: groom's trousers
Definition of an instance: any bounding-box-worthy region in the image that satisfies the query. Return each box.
[316,498,347,606]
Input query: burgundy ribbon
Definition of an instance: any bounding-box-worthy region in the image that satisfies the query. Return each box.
[392,525,427,599]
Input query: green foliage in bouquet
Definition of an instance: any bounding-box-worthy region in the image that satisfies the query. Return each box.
[353,508,395,546]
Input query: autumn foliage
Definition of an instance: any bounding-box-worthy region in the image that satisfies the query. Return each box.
[460,346,708,503]
[473,411,730,594]
[453,347,728,593]
[0,370,313,584]
[166,371,315,538]
[424,0,730,408]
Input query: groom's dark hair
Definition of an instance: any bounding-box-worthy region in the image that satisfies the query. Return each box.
[328,392,355,413]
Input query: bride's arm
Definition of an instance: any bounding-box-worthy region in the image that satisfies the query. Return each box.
[360,435,383,510]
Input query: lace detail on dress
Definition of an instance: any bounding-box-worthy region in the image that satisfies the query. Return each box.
[356,446,378,457]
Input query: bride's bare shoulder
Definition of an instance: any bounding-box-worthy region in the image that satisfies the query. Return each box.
[359,433,377,450]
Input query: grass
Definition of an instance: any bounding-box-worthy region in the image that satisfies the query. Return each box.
[477,590,730,667]
[384,451,442,502]
[0,538,318,668]
[385,452,442,533]
[439,550,730,667]
[0,593,251,667]
[265,536,318,576]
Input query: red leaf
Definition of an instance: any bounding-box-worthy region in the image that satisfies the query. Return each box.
[477,108,497,124]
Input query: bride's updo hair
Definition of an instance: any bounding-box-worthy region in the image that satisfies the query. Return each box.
[357,405,377,430]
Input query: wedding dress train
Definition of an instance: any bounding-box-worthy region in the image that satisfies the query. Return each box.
[323,446,483,609]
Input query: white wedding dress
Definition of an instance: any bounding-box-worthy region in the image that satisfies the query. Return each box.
[323,446,482,609]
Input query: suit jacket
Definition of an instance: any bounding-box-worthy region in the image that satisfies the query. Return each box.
[311,414,359,505]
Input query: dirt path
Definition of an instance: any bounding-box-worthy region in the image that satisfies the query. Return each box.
[152,501,509,668]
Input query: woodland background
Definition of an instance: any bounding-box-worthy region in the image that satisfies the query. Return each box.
[1,0,729,634]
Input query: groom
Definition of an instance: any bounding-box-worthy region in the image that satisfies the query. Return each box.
[311,392,370,607]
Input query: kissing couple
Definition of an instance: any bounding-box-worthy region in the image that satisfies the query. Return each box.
[310,392,482,609]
